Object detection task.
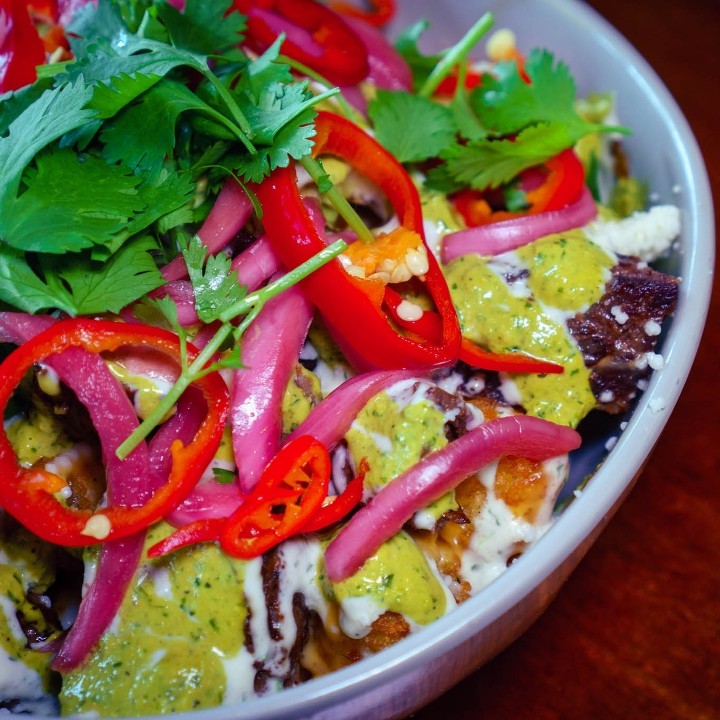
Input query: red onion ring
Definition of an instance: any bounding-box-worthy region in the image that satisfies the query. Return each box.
[441,187,598,263]
[53,387,207,670]
[339,16,412,114]
[324,414,582,582]
[148,280,199,326]
[344,15,412,91]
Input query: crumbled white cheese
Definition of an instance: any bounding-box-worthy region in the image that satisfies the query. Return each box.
[610,305,628,325]
[644,320,662,336]
[646,352,665,370]
[585,205,681,262]
[649,397,667,414]
[599,390,615,404]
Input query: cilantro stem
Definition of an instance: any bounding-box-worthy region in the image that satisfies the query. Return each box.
[218,238,348,322]
[115,239,347,460]
[299,156,375,244]
[202,72,256,154]
[418,12,494,99]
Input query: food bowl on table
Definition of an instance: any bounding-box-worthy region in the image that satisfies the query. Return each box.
[201,1,712,718]
[5,0,713,718]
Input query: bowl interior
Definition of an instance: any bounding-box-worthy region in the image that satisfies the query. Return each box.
[55,1,715,719]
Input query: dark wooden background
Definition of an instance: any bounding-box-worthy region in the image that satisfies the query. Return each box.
[415,1,720,717]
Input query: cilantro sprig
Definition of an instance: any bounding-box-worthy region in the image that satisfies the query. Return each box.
[116,235,347,459]
[0,0,336,318]
[372,18,628,194]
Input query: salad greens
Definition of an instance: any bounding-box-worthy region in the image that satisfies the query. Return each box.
[374,34,628,190]
[0,0,334,316]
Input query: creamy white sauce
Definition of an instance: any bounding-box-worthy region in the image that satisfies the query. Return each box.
[239,540,326,686]
[337,595,384,639]
[460,460,554,594]
[0,598,46,702]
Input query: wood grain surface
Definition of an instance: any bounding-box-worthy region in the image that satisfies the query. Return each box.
[414,1,720,718]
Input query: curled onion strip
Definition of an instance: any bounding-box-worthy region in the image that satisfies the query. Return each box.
[287,370,419,449]
[53,387,207,670]
[231,284,313,494]
[441,187,598,263]
[230,235,283,292]
[324,414,582,582]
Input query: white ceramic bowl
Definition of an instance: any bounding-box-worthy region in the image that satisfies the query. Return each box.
[62,1,714,718]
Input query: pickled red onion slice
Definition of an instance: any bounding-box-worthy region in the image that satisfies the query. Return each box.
[324,414,582,582]
[231,284,313,494]
[441,187,597,263]
[287,370,419,449]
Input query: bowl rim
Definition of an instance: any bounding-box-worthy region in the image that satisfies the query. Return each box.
[57,0,715,717]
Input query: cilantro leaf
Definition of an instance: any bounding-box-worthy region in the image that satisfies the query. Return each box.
[183,235,247,324]
[239,36,294,99]
[45,236,165,314]
[134,294,183,334]
[424,47,628,191]
[156,0,247,56]
[0,80,56,136]
[1,149,144,254]
[58,40,201,120]
[234,42,331,148]
[125,170,196,240]
[471,49,603,138]
[368,89,457,163]
[65,0,131,56]
[430,122,576,191]
[0,245,74,315]
[233,108,317,183]
[0,80,95,211]
[100,80,215,173]
[0,237,164,316]
[393,19,443,92]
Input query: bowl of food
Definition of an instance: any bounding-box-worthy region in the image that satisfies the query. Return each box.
[0,0,713,719]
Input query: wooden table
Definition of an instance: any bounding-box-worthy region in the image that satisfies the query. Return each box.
[416,1,720,717]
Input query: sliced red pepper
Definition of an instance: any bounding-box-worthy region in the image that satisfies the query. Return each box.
[0,0,46,93]
[220,434,330,557]
[454,148,586,227]
[149,437,365,559]
[297,457,367,533]
[0,318,229,547]
[233,0,369,86]
[329,0,394,28]
[251,110,462,371]
[435,66,483,98]
[146,518,226,558]
[383,287,563,374]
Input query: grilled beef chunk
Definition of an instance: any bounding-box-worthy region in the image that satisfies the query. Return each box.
[567,257,679,413]
[433,258,678,416]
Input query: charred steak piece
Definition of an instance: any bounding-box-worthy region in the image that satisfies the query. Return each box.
[567,257,679,414]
